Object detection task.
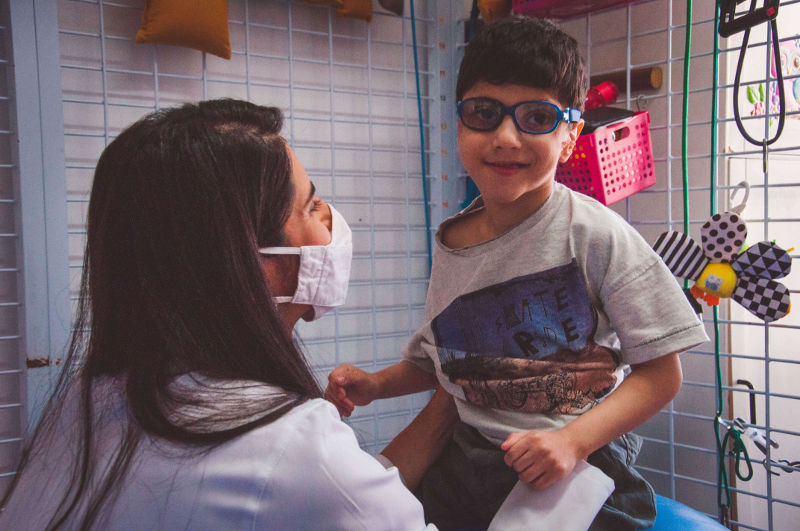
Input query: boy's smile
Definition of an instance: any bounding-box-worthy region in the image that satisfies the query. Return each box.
[484,160,530,177]
[457,82,583,233]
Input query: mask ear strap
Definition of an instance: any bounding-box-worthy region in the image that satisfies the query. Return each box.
[730,181,750,215]
[259,247,302,255]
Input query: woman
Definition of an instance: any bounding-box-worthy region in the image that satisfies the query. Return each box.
[0,99,454,529]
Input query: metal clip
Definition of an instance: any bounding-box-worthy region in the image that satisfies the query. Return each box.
[774,459,800,473]
[733,417,779,456]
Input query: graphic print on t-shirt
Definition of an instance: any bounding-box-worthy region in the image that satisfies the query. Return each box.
[431,260,619,414]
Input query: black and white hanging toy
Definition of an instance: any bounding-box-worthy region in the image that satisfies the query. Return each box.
[653,182,792,323]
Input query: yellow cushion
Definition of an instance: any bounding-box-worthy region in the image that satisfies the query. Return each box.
[135,0,231,59]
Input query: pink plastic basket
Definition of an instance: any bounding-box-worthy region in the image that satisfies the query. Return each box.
[555,111,655,205]
[513,0,639,19]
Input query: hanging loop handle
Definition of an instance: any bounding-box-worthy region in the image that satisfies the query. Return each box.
[730,181,750,214]
[730,1,785,147]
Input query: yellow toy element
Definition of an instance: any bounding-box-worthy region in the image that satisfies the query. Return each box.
[478,0,513,22]
[695,262,738,299]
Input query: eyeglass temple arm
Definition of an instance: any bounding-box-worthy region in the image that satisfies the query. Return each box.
[564,108,582,123]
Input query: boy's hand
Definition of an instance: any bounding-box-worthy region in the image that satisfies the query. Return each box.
[500,429,582,490]
[325,364,380,417]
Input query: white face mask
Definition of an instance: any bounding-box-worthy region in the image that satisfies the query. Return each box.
[259,205,353,321]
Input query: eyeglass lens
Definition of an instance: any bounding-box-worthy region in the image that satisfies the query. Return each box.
[460,99,559,133]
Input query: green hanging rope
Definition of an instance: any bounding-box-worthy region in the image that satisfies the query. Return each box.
[683,2,756,524]
[710,0,730,521]
[710,2,753,524]
[681,0,692,289]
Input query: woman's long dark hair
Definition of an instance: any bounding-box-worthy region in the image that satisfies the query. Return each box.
[1,99,322,528]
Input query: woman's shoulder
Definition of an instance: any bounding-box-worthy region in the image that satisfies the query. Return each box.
[249,399,431,529]
[227,398,351,464]
[266,397,342,437]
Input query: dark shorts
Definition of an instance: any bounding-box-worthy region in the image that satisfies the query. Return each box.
[415,422,656,531]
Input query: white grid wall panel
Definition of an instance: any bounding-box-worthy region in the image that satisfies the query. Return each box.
[719,2,800,528]
[0,1,23,498]
[58,0,438,455]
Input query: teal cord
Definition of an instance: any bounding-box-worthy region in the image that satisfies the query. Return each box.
[681,0,692,288]
[723,427,754,482]
[409,0,433,275]
[710,1,754,521]
[710,0,727,518]
[718,421,753,513]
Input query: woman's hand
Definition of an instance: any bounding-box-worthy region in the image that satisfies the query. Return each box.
[325,364,380,417]
[500,429,582,490]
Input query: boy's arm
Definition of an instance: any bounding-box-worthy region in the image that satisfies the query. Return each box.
[502,352,682,490]
[380,386,458,491]
[326,360,438,417]
[374,360,440,398]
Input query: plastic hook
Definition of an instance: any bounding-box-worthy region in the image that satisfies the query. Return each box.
[730,181,750,214]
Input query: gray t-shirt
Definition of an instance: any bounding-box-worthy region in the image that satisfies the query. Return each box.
[404,183,708,446]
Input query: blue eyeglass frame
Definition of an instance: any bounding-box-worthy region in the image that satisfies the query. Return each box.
[456,97,582,135]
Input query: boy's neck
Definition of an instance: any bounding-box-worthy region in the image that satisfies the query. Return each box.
[479,182,553,240]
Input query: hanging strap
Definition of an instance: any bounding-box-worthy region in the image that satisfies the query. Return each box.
[730,0,786,146]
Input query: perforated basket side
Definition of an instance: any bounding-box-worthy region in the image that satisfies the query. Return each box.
[598,111,655,204]
[555,134,603,201]
[555,111,655,205]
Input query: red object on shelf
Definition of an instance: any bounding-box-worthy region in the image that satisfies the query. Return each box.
[585,81,620,110]
[513,0,639,19]
[555,111,655,205]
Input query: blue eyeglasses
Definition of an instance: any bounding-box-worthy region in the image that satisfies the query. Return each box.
[457,97,582,135]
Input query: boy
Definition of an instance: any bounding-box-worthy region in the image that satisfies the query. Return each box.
[326,16,707,530]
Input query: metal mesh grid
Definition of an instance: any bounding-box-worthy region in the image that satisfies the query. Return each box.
[567,2,800,528]
[0,1,22,499]
[55,0,438,456]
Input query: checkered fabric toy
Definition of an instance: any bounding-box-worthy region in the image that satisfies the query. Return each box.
[652,183,792,323]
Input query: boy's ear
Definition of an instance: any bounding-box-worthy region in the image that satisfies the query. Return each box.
[559,120,584,163]
[572,119,585,139]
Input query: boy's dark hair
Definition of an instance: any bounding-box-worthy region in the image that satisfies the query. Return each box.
[456,17,588,111]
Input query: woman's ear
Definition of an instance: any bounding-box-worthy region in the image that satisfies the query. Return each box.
[559,120,585,163]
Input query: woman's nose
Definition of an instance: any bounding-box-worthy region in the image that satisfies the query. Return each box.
[492,115,522,149]
[323,202,333,233]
